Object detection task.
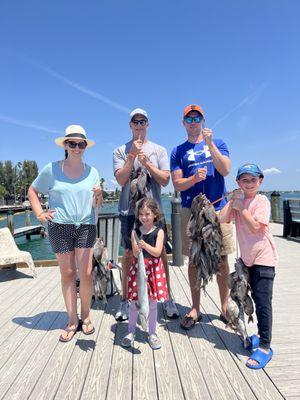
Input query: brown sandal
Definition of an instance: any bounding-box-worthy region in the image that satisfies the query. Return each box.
[59,325,78,342]
[180,314,202,330]
[82,320,95,335]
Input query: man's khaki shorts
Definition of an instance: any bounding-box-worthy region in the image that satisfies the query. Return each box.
[181,207,235,257]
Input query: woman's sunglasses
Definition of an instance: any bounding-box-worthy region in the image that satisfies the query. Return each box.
[66,141,87,149]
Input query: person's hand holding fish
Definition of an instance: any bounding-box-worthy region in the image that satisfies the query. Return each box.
[230,189,244,211]
[231,189,244,200]
[232,199,244,211]
[137,151,149,167]
[138,239,148,251]
[130,136,144,157]
[193,167,207,183]
[202,128,213,145]
[92,186,103,207]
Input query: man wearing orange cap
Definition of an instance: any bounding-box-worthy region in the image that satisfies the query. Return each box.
[170,104,234,329]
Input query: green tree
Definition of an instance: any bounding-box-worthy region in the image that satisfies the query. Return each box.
[0,161,5,187]
[13,160,39,200]
[0,184,7,199]
[0,160,39,202]
[4,160,14,200]
[114,187,120,200]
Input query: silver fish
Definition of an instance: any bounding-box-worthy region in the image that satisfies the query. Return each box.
[133,231,149,331]
[244,294,254,323]
[130,167,150,211]
[226,299,249,348]
[188,194,222,290]
[229,258,254,324]
[93,237,105,264]
[226,258,255,346]
[92,238,111,303]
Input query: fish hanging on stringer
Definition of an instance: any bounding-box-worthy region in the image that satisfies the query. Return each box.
[226,258,255,348]
[187,193,223,291]
[129,167,151,211]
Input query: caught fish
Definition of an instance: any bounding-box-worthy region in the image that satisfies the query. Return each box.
[228,258,254,324]
[226,299,249,348]
[93,237,105,265]
[92,238,111,303]
[130,167,150,211]
[226,258,255,347]
[133,231,149,331]
[188,194,223,291]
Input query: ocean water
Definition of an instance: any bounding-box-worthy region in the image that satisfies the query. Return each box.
[0,192,299,260]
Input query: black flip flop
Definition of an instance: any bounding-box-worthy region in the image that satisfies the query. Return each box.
[82,320,95,335]
[59,325,78,342]
[180,314,202,330]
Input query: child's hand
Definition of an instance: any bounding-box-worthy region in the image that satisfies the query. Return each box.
[232,199,244,211]
[139,240,147,250]
[231,189,244,200]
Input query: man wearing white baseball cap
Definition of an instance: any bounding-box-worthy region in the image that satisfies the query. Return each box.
[113,108,180,321]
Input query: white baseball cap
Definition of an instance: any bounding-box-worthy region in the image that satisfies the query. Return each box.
[130,108,148,120]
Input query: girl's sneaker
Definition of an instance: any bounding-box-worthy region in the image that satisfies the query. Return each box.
[149,334,161,350]
[121,332,135,348]
[115,299,130,321]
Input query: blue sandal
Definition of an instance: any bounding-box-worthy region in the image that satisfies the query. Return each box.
[245,334,259,351]
[246,348,273,369]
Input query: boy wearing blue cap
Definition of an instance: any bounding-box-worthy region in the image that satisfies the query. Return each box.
[219,163,278,369]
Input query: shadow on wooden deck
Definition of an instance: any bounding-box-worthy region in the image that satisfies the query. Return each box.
[0,224,298,399]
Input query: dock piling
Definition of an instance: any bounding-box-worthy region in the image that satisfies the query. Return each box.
[270,191,281,222]
[171,191,183,266]
[7,210,14,235]
[25,209,31,227]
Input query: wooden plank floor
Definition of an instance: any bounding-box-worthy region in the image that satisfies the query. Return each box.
[0,223,297,399]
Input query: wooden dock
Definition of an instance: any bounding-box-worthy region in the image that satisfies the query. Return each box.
[13,225,45,239]
[0,223,298,399]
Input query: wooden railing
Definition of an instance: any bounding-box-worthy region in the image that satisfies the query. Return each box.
[97,213,121,263]
[283,199,300,238]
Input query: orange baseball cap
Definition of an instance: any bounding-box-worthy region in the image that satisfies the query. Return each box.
[183,104,205,118]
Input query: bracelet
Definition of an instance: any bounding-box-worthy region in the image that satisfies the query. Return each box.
[128,152,136,160]
[37,211,45,219]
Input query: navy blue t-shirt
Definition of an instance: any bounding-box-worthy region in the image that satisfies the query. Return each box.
[170,139,229,210]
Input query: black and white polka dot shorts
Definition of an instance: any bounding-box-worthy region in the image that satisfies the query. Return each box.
[48,222,97,254]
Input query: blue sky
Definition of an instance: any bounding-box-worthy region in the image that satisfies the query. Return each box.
[1,0,299,192]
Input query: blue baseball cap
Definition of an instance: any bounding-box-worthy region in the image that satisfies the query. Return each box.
[236,163,264,180]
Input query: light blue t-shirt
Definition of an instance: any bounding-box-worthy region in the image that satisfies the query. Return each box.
[32,161,100,225]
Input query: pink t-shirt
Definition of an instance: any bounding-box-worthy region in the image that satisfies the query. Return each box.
[229,194,278,267]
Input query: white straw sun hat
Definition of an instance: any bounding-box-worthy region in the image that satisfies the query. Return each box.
[55,125,95,148]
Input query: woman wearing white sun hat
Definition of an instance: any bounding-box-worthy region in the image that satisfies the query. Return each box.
[28,125,102,342]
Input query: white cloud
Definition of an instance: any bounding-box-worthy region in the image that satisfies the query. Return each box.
[0,114,58,133]
[20,54,131,113]
[110,179,118,185]
[263,168,281,175]
[212,82,267,128]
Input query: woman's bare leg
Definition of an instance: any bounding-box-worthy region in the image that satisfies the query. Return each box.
[56,251,78,339]
[75,247,94,330]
